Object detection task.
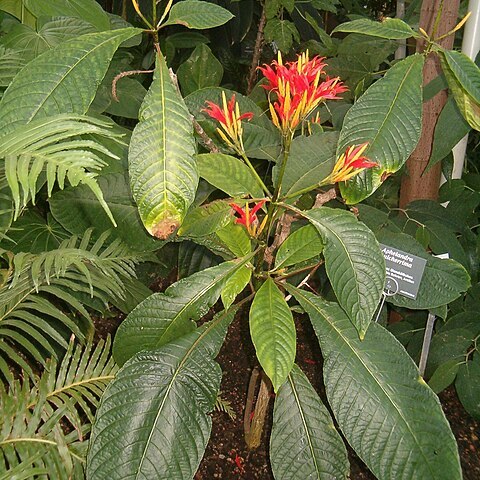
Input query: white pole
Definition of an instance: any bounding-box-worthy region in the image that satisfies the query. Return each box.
[452,0,480,179]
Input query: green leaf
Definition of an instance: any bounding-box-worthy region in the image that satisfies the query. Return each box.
[129,52,198,239]
[87,309,234,480]
[50,173,161,252]
[24,0,110,31]
[427,98,470,171]
[249,277,296,392]
[441,50,480,105]
[216,222,251,257]
[177,200,232,237]
[105,77,147,119]
[113,256,253,365]
[177,44,223,96]
[0,0,36,27]
[274,224,324,270]
[0,28,140,136]
[264,18,299,52]
[162,0,234,29]
[270,363,349,480]
[275,132,338,199]
[428,359,461,394]
[178,241,221,278]
[1,211,69,253]
[196,153,264,198]
[0,20,95,62]
[305,208,385,337]
[378,231,470,310]
[440,50,480,131]
[332,17,418,39]
[290,288,463,480]
[338,54,424,204]
[221,266,251,310]
[455,353,480,419]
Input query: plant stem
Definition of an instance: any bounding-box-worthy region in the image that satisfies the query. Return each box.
[240,151,272,197]
[272,134,293,203]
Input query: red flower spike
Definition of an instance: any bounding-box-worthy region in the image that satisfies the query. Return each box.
[229,200,267,237]
[202,91,253,153]
[258,51,347,134]
[325,142,378,184]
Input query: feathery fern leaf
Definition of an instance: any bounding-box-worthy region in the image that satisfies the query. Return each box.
[0,230,149,377]
[0,114,125,224]
[0,337,117,479]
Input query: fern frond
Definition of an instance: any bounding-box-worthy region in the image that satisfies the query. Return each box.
[0,114,125,224]
[0,337,117,479]
[0,230,150,376]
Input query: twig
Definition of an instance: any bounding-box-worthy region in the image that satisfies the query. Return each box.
[168,68,220,153]
[112,69,155,102]
[264,212,295,267]
[284,262,322,302]
[246,7,267,94]
[313,188,336,208]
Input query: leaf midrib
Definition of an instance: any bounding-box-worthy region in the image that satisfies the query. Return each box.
[134,310,227,478]
[24,31,131,125]
[297,290,438,477]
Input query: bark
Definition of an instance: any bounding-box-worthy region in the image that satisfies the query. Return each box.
[398,0,461,209]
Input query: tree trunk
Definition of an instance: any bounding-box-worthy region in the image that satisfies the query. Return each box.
[398,0,461,209]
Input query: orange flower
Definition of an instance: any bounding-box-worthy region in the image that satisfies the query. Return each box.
[258,51,347,134]
[230,200,267,236]
[325,143,377,184]
[202,91,253,153]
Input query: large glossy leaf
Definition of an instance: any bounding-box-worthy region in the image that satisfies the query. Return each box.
[129,52,198,239]
[24,0,110,31]
[440,50,480,131]
[290,288,462,480]
[87,309,234,480]
[0,28,140,136]
[270,364,349,480]
[305,208,385,338]
[427,98,470,170]
[338,54,424,204]
[249,277,296,392]
[0,211,69,253]
[113,256,253,365]
[177,44,223,96]
[177,200,232,237]
[274,132,338,199]
[332,18,418,39]
[221,265,251,310]
[163,0,234,29]
[0,17,97,60]
[50,173,161,252]
[196,153,264,198]
[274,224,324,270]
[455,353,480,419]
[378,231,470,309]
[216,222,251,257]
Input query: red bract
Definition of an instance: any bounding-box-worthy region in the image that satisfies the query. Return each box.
[325,142,378,184]
[258,51,347,134]
[202,91,253,153]
[230,200,267,236]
